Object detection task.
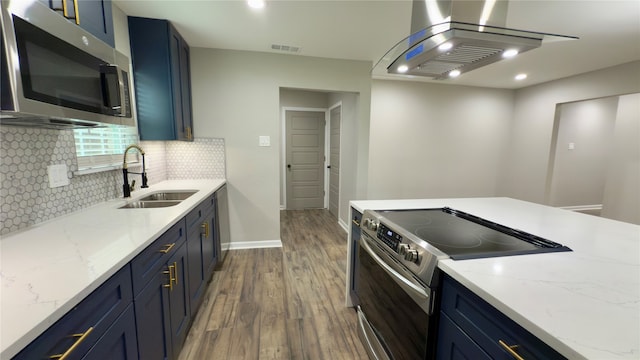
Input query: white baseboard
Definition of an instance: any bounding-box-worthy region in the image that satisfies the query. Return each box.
[228,240,283,250]
[338,218,348,234]
[560,204,603,212]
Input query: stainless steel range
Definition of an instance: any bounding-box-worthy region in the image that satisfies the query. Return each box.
[355,207,571,360]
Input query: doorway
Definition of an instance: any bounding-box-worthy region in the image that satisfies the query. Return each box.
[546,97,619,212]
[285,110,326,209]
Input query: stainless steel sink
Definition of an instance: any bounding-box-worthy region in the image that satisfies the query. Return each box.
[120,200,182,209]
[138,191,197,201]
[119,190,198,209]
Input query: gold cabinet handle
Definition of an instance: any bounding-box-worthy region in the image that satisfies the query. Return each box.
[72,0,80,25]
[158,242,175,254]
[172,261,178,285]
[163,264,176,291]
[201,222,210,238]
[49,327,94,359]
[352,219,360,227]
[499,340,525,360]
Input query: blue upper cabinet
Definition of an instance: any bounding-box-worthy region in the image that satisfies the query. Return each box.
[38,0,115,47]
[128,17,194,141]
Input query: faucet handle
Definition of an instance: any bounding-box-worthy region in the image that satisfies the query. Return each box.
[130,179,136,191]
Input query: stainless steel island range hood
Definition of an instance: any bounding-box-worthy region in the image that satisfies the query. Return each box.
[373,0,578,80]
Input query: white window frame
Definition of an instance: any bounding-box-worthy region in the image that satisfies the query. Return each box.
[73,126,140,175]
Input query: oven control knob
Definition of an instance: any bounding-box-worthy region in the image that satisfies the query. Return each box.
[363,218,379,231]
[404,249,419,263]
[398,243,408,255]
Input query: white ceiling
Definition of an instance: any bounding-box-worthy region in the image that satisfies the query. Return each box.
[114,0,640,89]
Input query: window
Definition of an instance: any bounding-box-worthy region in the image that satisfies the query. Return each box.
[73,126,139,173]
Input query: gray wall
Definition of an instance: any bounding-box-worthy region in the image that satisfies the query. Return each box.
[601,93,640,224]
[499,61,640,204]
[548,97,618,207]
[368,80,514,199]
[190,48,371,245]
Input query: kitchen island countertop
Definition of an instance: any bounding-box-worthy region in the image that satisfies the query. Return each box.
[347,197,640,360]
[0,179,226,360]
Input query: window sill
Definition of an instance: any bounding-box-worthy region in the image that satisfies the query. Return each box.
[73,162,141,176]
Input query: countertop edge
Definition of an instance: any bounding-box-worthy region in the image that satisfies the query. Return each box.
[0,179,226,360]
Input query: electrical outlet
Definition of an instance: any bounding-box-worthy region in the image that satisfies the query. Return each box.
[48,164,70,188]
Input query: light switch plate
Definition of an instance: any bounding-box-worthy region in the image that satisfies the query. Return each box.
[259,136,271,147]
[48,164,70,188]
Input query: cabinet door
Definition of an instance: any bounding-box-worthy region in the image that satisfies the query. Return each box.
[168,25,186,141]
[186,223,205,317]
[134,271,172,360]
[168,241,191,357]
[81,305,138,360]
[437,312,492,360]
[179,38,193,140]
[76,0,115,46]
[203,206,217,277]
[38,0,114,46]
[349,209,362,301]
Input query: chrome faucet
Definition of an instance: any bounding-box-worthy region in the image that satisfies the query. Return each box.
[123,144,148,198]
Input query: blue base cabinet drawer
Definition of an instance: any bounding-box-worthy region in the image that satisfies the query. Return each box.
[437,274,566,360]
[13,265,133,360]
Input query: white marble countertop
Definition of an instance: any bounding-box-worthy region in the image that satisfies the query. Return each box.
[348,197,640,360]
[0,179,226,360]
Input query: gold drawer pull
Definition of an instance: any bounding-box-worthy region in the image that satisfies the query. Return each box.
[172,261,178,285]
[499,340,525,360]
[49,327,94,359]
[201,222,210,238]
[352,219,360,227]
[163,263,176,291]
[72,0,80,24]
[158,242,175,254]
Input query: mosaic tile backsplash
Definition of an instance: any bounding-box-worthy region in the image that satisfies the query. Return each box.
[0,126,226,236]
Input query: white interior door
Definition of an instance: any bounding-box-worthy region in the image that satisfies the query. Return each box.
[286,110,325,209]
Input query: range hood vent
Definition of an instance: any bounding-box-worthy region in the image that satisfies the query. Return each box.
[373,0,577,80]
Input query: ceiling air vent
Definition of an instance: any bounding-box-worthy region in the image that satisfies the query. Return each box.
[271,44,300,53]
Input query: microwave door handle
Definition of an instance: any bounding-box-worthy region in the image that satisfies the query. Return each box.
[360,236,430,303]
[101,64,125,116]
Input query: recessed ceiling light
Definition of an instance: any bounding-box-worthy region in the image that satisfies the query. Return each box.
[439,43,453,51]
[449,69,461,78]
[397,65,409,73]
[515,73,528,80]
[503,49,519,58]
[248,0,265,9]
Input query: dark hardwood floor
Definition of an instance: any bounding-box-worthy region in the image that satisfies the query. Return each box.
[179,209,368,360]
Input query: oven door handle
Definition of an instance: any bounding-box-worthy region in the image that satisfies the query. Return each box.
[360,235,430,304]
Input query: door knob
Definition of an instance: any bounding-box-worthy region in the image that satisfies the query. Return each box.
[287,164,291,169]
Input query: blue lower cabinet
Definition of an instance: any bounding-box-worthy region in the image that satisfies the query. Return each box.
[437,274,566,360]
[133,228,190,360]
[134,270,173,360]
[167,241,191,356]
[349,208,362,302]
[13,266,133,360]
[81,305,138,360]
[186,194,217,319]
[437,312,492,360]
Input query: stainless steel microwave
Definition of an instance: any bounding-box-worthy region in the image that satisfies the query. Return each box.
[0,0,134,128]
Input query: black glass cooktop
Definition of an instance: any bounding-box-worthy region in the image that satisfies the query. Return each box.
[379,208,571,260]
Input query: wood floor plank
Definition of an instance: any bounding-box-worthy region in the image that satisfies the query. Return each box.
[180,209,369,360]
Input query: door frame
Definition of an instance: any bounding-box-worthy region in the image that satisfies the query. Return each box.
[327,101,342,219]
[281,106,329,209]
